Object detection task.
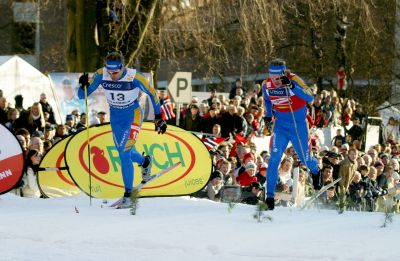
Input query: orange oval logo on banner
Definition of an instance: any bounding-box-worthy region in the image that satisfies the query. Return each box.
[0,124,24,195]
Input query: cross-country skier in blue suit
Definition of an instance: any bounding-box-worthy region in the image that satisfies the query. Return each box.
[78,52,167,208]
[262,58,319,210]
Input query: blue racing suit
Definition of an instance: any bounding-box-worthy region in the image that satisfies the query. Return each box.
[262,74,318,198]
[78,67,161,193]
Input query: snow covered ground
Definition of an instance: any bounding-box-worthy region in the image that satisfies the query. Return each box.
[0,193,398,261]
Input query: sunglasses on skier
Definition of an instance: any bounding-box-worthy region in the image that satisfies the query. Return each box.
[107,69,121,75]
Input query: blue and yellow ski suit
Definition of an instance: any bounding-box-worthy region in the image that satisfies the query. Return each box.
[78,67,161,193]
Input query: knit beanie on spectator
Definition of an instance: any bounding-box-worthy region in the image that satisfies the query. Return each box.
[245,161,257,171]
[243,152,255,163]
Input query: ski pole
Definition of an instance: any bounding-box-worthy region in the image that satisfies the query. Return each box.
[83,75,92,206]
[165,129,218,137]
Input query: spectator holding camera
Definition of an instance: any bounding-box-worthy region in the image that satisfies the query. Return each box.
[241,182,263,205]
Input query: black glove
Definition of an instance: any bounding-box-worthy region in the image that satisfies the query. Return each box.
[154,113,167,134]
[263,116,273,133]
[280,75,295,90]
[79,73,89,89]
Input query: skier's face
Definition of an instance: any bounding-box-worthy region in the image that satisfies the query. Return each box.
[107,68,123,81]
[270,74,282,87]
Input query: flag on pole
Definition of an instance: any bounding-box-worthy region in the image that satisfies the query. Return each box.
[161,95,175,120]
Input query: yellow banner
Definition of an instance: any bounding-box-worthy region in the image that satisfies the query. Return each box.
[64,123,212,198]
[37,137,81,197]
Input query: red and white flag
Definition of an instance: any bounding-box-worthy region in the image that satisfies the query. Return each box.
[202,137,226,150]
[161,96,175,120]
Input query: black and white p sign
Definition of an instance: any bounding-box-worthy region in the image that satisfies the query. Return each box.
[167,72,192,103]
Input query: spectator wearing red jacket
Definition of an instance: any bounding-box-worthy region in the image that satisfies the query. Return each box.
[237,161,258,186]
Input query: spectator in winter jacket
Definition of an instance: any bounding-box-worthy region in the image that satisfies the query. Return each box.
[181,104,202,132]
[0,96,7,124]
[364,167,386,212]
[256,163,267,185]
[347,118,363,144]
[349,172,364,211]
[218,159,233,185]
[39,93,57,124]
[338,148,358,210]
[20,149,42,198]
[194,170,223,201]
[237,161,258,187]
[15,102,45,134]
[201,108,220,134]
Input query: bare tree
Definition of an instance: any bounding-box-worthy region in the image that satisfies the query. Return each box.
[62,0,395,113]
[160,0,285,80]
[66,0,162,75]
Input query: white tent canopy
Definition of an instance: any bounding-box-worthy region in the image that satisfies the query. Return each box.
[0,55,62,124]
[377,101,400,126]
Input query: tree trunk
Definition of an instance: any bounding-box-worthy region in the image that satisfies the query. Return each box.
[66,0,100,72]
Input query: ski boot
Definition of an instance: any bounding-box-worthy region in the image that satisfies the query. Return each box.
[265,197,275,210]
[140,155,153,183]
[117,192,133,209]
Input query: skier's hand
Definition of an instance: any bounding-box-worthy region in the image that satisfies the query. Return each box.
[154,114,167,134]
[280,75,295,89]
[79,73,89,89]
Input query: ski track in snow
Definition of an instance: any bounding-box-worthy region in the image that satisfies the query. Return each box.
[0,193,398,261]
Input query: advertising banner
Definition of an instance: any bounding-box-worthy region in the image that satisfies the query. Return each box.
[37,136,81,198]
[48,72,155,123]
[48,72,109,124]
[0,124,24,195]
[51,123,212,198]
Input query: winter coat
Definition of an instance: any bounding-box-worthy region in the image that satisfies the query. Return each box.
[236,171,258,187]
[21,167,41,198]
[338,157,358,194]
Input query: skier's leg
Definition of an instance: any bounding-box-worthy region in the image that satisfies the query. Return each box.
[125,107,145,164]
[125,107,152,182]
[266,123,290,199]
[290,119,319,175]
[112,121,134,193]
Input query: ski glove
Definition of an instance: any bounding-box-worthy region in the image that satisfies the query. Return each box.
[280,75,296,90]
[79,73,90,89]
[154,114,167,134]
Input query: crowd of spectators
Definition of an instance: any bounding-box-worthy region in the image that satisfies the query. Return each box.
[0,90,107,198]
[1,80,400,213]
[163,81,400,213]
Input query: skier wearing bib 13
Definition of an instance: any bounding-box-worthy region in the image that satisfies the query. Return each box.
[78,52,167,208]
[262,58,319,210]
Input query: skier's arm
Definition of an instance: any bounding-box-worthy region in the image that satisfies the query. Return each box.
[134,73,161,115]
[290,75,314,102]
[262,81,273,118]
[77,69,102,99]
